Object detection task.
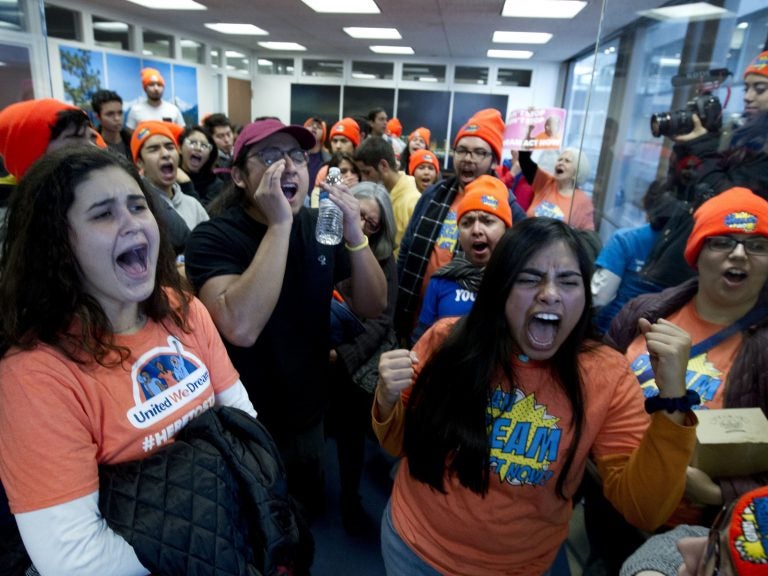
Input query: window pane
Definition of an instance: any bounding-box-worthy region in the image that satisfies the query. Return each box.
[44,4,79,40]
[396,88,450,158]
[497,68,532,87]
[257,57,294,75]
[210,49,220,67]
[93,16,131,51]
[351,61,393,80]
[0,43,33,108]
[143,29,172,58]
[454,66,488,86]
[302,59,343,78]
[181,39,204,64]
[402,63,446,83]
[290,84,341,126]
[342,86,394,122]
[0,0,24,32]
[226,50,249,73]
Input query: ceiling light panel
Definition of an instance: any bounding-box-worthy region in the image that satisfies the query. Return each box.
[487,49,534,59]
[204,23,268,35]
[493,31,552,44]
[501,0,586,19]
[343,27,401,39]
[637,2,729,21]
[369,45,414,54]
[301,0,380,14]
[125,0,206,9]
[258,41,307,51]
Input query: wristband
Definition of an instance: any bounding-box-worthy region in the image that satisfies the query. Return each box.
[644,389,701,414]
[344,236,369,252]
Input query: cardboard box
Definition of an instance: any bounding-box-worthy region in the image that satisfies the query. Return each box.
[693,408,768,478]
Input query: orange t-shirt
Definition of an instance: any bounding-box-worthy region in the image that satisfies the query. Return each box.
[624,299,741,410]
[0,297,240,513]
[420,190,466,299]
[527,169,595,230]
[379,319,668,575]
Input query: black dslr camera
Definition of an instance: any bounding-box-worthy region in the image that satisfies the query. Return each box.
[650,93,722,138]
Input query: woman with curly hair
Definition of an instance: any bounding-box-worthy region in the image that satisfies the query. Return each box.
[0,146,255,575]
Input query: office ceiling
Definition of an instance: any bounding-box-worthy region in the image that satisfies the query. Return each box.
[93,0,671,63]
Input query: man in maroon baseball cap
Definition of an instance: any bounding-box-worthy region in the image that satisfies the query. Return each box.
[184,118,386,516]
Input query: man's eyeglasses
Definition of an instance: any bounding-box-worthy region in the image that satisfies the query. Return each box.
[705,235,768,256]
[454,147,492,161]
[250,147,308,167]
[184,139,212,151]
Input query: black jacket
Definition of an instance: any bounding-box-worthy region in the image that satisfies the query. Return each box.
[98,407,314,576]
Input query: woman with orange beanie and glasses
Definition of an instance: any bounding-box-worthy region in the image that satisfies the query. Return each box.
[586,186,768,573]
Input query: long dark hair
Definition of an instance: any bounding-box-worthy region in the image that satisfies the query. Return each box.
[403,218,595,498]
[0,146,190,364]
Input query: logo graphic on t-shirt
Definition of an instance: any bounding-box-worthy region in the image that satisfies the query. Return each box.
[435,210,459,251]
[732,494,768,566]
[126,336,211,429]
[631,351,722,407]
[487,387,560,487]
[533,201,565,221]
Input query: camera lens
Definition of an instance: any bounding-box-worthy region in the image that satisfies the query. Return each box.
[669,109,694,137]
[650,113,670,138]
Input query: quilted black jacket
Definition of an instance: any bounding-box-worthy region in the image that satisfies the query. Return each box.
[98,407,314,576]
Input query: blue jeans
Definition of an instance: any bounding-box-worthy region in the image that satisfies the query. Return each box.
[380,499,442,576]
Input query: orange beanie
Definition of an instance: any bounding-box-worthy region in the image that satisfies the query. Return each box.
[409,148,440,175]
[141,67,165,87]
[0,98,81,179]
[386,118,402,138]
[408,127,431,147]
[330,117,360,147]
[454,108,504,162]
[684,187,768,267]
[131,120,180,163]
[744,50,768,79]
[456,175,512,227]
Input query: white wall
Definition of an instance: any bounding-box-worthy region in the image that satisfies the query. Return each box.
[252,75,293,122]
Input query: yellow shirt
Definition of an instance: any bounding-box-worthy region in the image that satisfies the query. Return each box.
[389,172,421,258]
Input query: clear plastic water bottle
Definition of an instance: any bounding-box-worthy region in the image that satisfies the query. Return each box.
[316,167,344,245]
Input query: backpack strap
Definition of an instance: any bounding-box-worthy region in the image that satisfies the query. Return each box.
[636,306,768,384]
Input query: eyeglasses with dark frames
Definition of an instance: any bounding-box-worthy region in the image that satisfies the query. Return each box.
[705,235,768,256]
[454,147,492,161]
[249,147,308,167]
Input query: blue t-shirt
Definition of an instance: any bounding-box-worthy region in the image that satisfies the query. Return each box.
[595,224,661,334]
[412,276,476,344]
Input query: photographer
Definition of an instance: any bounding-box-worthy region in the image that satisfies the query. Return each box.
[641,50,768,291]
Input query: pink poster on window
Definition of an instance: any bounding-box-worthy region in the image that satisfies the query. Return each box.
[503,107,566,152]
